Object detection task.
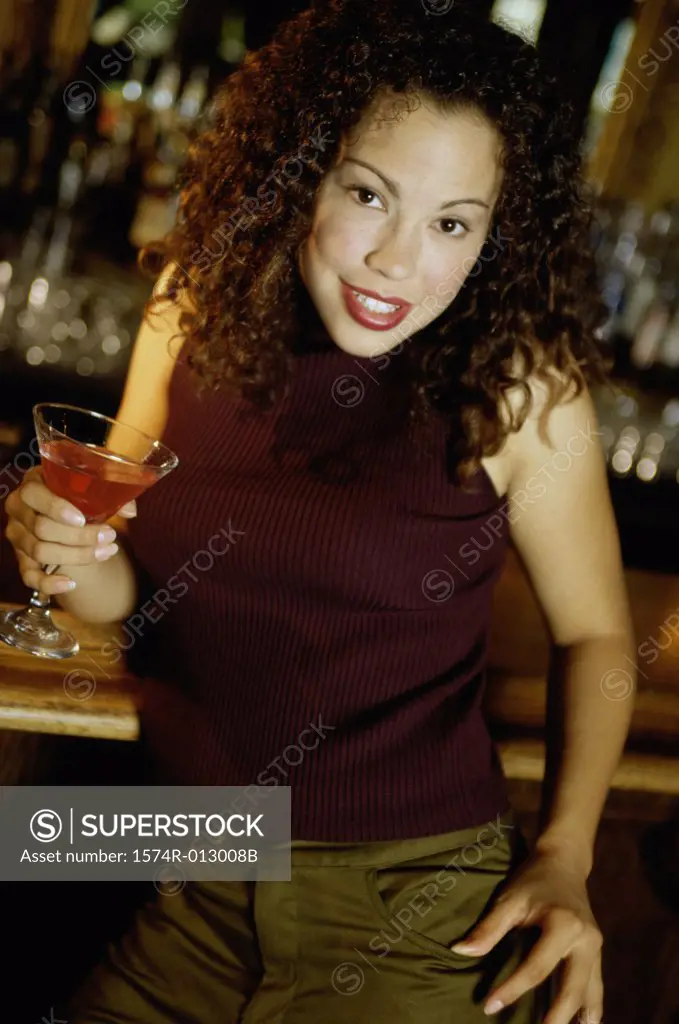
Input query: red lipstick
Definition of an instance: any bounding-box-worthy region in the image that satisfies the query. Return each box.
[340,280,413,332]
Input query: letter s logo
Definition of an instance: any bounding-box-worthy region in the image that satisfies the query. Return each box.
[30,809,63,842]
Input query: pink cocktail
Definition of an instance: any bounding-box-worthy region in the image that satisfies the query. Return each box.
[0,403,178,659]
[40,438,160,525]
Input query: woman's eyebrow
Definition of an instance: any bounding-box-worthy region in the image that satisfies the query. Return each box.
[340,157,490,211]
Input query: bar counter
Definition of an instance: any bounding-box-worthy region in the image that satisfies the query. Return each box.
[1,549,678,793]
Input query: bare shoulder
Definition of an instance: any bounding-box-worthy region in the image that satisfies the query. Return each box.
[502,365,590,468]
[497,365,631,644]
[146,260,197,347]
[107,263,196,533]
[481,364,581,498]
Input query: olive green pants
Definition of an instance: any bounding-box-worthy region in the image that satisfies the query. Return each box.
[69,811,552,1023]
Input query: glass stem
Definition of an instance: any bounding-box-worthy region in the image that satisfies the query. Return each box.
[17,600,58,639]
[8,569,60,641]
[33,562,61,606]
[12,563,62,638]
[29,590,52,611]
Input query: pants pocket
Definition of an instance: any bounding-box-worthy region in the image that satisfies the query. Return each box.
[363,822,520,971]
[364,867,488,968]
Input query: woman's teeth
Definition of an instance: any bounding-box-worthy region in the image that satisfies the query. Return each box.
[352,290,400,314]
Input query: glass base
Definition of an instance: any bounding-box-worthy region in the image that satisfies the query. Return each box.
[0,607,80,659]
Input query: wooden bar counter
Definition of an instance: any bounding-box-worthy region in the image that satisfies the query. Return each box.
[0,547,678,792]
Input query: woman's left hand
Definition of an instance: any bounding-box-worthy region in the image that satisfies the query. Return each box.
[449,848,603,1024]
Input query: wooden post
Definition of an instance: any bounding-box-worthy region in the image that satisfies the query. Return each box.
[587,0,678,203]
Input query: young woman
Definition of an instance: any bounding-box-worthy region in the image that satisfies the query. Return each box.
[5,1,636,1021]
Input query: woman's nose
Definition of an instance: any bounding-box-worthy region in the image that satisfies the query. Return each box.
[365,225,420,281]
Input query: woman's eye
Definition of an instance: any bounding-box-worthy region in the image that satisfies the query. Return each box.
[439,218,468,237]
[345,187,468,234]
[348,186,383,209]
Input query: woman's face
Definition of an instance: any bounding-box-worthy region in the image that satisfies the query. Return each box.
[297,93,503,358]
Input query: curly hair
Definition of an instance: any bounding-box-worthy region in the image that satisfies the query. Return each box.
[140,0,611,485]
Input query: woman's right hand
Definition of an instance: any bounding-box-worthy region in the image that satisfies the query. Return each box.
[4,466,137,596]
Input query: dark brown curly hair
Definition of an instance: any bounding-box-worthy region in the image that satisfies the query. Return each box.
[140,0,611,484]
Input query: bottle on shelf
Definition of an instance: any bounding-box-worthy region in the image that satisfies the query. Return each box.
[0,73,29,210]
[19,69,61,201]
[630,224,679,371]
[658,303,679,369]
[40,138,88,278]
[598,202,645,341]
[128,61,208,251]
[146,59,182,129]
[617,207,673,341]
[80,55,156,263]
[176,65,210,127]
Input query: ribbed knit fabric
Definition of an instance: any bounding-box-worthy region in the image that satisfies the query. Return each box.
[126,334,512,842]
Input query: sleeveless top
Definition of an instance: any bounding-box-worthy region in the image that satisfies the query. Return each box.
[126,334,512,842]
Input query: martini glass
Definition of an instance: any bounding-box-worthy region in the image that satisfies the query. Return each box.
[0,403,178,659]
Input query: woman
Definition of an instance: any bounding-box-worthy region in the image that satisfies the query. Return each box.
[5,1,636,1021]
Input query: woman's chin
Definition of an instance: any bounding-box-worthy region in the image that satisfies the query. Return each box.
[330,327,407,360]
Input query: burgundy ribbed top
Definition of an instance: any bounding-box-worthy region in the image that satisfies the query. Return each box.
[126,334,512,841]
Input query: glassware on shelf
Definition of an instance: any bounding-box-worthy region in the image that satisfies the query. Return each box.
[630,281,676,370]
[2,260,152,379]
[177,65,210,126]
[590,197,679,377]
[598,202,645,341]
[658,306,679,369]
[0,403,179,659]
[593,382,679,486]
[617,208,672,341]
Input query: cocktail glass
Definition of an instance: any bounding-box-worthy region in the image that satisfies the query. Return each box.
[0,403,179,659]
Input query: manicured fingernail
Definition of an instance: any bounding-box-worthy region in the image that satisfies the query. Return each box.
[95,543,119,560]
[62,508,86,526]
[98,527,116,544]
[54,579,76,592]
[485,1000,504,1015]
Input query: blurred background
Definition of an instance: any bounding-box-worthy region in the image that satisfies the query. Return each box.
[1,0,679,585]
[1,2,679,1022]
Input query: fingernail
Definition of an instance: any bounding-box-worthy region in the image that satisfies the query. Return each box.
[54,578,76,592]
[484,1000,504,1015]
[98,527,116,544]
[63,508,86,527]
[95,543,119,560]
[451,943,477,953]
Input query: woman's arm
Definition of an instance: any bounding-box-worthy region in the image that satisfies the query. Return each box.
[504,377,636,875]
[53,537,140,624]
[56,264,191,624]
[450,375,634,1024]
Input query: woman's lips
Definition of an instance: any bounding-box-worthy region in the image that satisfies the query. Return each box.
[340,281,413,332]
